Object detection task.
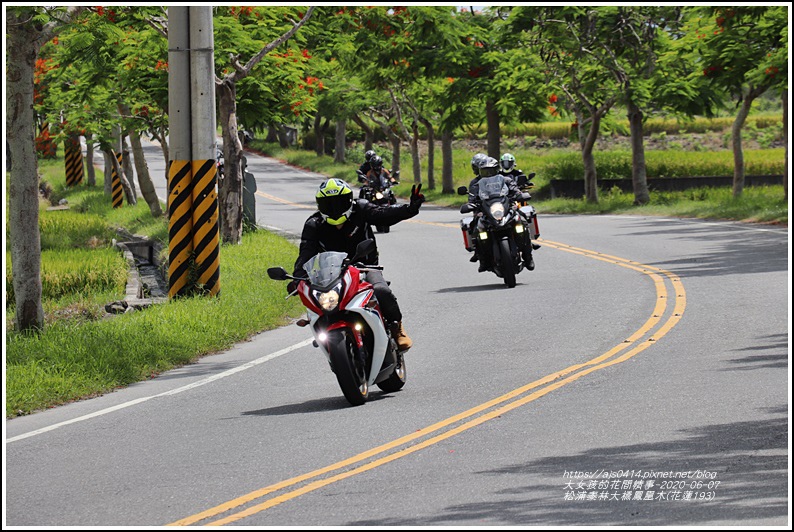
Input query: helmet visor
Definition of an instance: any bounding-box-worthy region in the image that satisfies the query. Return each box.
[317,193,352,220]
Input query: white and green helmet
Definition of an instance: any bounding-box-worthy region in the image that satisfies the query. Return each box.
[500,153,516,172]
[316,178,354,225]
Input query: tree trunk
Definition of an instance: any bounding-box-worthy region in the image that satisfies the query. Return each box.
[120,135,138,201]
[266,125,278,142]
[129,133,163,217]
[783,89,788,201]
[390,135,401,176]
[120,103,162,217]
[410,121,421,185]
[731,97,752,198]
[217,80,244,244]
[104,153,113,196]
[486,99,500,160]
[334,120,346,163]
[6,11,44,331]
[276,125,289,148]
[313,114,326,156]
[627,99,649,205]
[420,117,435,190]
[351,114,374,151]
[85,133,96,187]
[104,147,137,206]
[441,130,454,194]
[581,114,602,204]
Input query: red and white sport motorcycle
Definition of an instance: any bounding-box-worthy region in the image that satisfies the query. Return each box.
[267,240,406,406]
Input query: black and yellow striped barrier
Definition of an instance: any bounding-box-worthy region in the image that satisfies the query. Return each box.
[191,159,220,296]
[111,151,123,209]
[168,160,194,298]
[64,134,83,187]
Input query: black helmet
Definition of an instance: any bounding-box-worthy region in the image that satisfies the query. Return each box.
[370,155,383,173]
[470,153,487,176]
[478,156,500,178]
[365,150,376,162]
[316,179,354,226]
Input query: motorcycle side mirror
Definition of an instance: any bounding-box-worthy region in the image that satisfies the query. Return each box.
[528,172,536,179]
[351,239,376,262]
[392,170,400,178]
[460,203,474,214]
[457,186,469,196]
[516,174,528,188]
[267,267,289,281]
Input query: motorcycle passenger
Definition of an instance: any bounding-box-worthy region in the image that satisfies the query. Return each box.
[290,178,425,352]
[467,156,531,272]
[499,153,527,182]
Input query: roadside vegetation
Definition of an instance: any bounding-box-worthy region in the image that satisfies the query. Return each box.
[249,112,787,225]
[5,156,304,418]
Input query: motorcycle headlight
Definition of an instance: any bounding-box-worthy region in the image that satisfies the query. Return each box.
[315,287,341,311]
[375,192,384,200]
[489,203,505,220]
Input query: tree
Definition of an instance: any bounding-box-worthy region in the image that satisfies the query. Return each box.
[690,6,788,197]
[213,6,316,244]
[511,6,627,203]
[6,6,87,332]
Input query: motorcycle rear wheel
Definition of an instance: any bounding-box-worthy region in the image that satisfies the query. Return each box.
[327,330,369,406]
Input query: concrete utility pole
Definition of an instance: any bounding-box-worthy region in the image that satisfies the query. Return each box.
[167,6,220,298]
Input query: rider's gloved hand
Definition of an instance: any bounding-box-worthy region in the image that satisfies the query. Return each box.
[287,280,298,295]
[409,183,425,214]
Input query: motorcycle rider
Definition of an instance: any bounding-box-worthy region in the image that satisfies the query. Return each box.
[466,156,532,272]
[357,150,377,183]
[366,155,396,186]
[289,178,425,352]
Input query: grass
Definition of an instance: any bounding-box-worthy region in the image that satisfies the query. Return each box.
[5,157,305,418]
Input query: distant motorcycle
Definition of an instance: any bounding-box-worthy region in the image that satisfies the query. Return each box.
[267,239,407,406]
[458,174,539,288]
[357,169,400,233]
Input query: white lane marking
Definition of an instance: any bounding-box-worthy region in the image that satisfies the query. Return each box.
[6,338,314,444]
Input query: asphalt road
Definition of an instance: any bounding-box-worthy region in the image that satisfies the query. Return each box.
[4,142,790,527]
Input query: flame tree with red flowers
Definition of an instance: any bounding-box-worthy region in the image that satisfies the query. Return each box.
[686,6,787,198]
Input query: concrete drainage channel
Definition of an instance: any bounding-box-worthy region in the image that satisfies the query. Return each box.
[106,233,168,315]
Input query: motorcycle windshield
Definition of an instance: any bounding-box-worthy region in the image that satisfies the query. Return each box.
[478,175,508,200]
[303,251,348,288]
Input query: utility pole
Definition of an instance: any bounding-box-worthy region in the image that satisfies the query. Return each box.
[167,6,220,298]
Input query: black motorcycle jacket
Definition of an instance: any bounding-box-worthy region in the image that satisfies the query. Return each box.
[467,174,522,204]
[293,199,419,278]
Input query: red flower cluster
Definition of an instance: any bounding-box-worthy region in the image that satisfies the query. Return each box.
[155,60,168,71]
[548,93,558,104]
[703,65,722,77]
[765,66,780,77]
[36,128,57,159]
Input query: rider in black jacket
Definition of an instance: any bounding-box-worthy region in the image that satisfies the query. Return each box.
[291,178,425,351]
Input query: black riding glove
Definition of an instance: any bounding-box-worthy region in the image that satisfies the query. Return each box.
[286,280,298,295]
[409,183,425,214]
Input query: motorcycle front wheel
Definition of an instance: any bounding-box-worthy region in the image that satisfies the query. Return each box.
[498,238,517,288]
[327,330,369,406]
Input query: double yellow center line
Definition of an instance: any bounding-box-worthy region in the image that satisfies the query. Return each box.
[169,213,686,526]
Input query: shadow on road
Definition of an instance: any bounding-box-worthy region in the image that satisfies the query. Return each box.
[621,219,787,278]
[350,406,788,526]
[241,392,395,416]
